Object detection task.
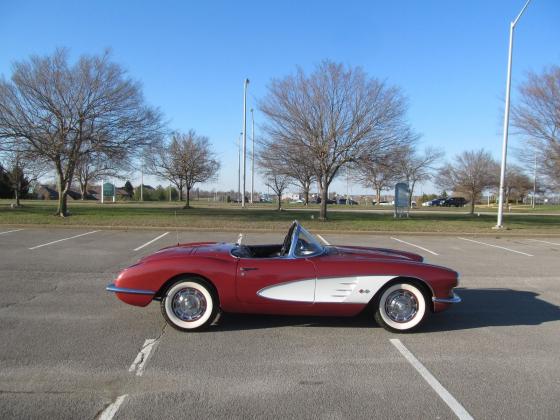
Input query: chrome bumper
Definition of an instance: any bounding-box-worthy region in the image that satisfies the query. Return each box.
[106,283,155,295]
[432,292,461,304]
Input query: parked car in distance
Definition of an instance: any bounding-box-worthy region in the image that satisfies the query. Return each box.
[289,199,304,204]
[422,198,445,207]
[314,197,336,205]
[442,197,467,207]
[378,201,393,206]
[337,198,358,205]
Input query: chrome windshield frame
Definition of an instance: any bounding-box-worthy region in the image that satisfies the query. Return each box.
[287,221,325,259]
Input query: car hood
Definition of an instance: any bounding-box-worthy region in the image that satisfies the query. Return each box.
[330,245,423,262]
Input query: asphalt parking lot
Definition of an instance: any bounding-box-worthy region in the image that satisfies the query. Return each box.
[0,227,559,419]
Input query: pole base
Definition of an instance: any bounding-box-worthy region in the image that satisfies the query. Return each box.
[492,225,505,230]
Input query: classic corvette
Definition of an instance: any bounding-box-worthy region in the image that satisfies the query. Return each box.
[107,221,460,332]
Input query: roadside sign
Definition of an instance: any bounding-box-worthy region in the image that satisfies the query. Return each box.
[394,182,410,218]
[103,182,115,197]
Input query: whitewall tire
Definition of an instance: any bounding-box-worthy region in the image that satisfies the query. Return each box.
[160,278,218,332]
[374,282,428,332]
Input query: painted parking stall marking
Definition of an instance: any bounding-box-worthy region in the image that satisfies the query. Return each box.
[527,238,560,247]
[28,230,99,250]
[457,237,533,257]
[99,394,128,420]
[129,338,159,376]
[390,339,474,420]
[133,232,169,251]
[0,228,24,235]
[391,237,439,256]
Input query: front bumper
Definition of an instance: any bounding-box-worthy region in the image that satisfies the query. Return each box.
[432,292,461,304]
[106,283,155,296]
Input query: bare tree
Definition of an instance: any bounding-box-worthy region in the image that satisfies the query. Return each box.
[257,145,292,211]
[393,145,444,206]
[260,60,411,220]
[436,149,499,214]
[0,145,47,206]
[504,164,532,204]
[75,152,125,200]
[0,49,164,216]
[145,135,185,201]
[352,151,399,204]
[512,66,560,189]
[168,130,220,208]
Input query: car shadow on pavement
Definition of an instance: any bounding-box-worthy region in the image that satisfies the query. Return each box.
[211,288,560,332]
[421,287,560,332]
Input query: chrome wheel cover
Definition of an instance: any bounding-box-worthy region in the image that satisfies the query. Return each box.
[384,289,418,323]
[171,288,207,321]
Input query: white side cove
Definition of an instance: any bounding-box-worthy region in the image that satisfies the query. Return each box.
[257,276,397,304]
[258,279,315,302]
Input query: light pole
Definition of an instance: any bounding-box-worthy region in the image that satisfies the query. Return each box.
[250,108,255,204]
[237,132,242,203]
[242,78,250,208]
[496,0,531,229]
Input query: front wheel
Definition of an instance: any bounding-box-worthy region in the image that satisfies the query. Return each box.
[374,282,428,333]
[160,277,218,332]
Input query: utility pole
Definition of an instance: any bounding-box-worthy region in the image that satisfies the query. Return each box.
[496,0,532,228]
[250,108,255,204]
[242,78,250,208]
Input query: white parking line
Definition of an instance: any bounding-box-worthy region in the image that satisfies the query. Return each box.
[316,234,330,245]
[28,230,99,250]
[390,237,439,256]
[457,237,533,257]
[390,339,473,420]
[133,232,169,251]
[527,239,560,247]
[129,338,158,376]
[99,394,128,420]
[0,228,23,235]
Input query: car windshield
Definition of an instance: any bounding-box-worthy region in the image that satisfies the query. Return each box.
[293,224,325,257]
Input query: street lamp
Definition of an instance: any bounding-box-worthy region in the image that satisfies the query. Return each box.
[237,132,242,203]
[495,0,531,229]
[242,78,250,208]
[250,108,255,204]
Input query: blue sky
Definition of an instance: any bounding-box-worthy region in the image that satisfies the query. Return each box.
[1,0,559,195]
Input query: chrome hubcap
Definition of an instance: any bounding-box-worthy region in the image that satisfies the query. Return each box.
[385,290,418,323]
[171,288,207,321]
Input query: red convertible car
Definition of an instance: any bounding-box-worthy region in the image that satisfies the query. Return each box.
[107,221,460,332]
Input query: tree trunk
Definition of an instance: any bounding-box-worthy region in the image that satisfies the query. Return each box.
[14,182,20,207]
[80,181,87,200]
[277,193,282,211]
[469,192,475,214]
[409,181,416,207]
[376,188,381,205]
[319,184,328,220]
[56,173,69,217]
[303,185,309,206]
[184,187,191,208]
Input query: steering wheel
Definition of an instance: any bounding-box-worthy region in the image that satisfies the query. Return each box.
[280,223,296,256]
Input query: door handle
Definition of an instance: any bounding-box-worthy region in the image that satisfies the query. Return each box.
[240,267,258,272]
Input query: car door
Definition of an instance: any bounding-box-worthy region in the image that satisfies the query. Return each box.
[235,257,316,305]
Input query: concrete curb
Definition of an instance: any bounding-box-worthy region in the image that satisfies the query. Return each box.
[1,223,560,237]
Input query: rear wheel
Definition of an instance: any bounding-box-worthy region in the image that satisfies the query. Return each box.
[160,277,218,332]
[374,282,428,332]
